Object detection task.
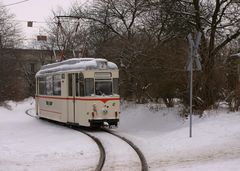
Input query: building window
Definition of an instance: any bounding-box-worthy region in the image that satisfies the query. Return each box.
[30,63,35,72]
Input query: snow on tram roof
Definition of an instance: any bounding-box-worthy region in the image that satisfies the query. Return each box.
[36,58,118,77]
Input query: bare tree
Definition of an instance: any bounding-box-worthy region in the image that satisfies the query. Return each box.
[69,0,190,104]
[166,0,240,110]
[43,0,240,109]
[195,0,240,109]
[71,0,153,100]
[43,7,89,59]
[0,4,22,48]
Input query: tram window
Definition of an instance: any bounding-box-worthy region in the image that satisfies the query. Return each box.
[113,78,119,94]
[79,81,84,96]
[95,81,112,96]
[85,78,94,96]
[53,75,61,96]
[68,74,73,96]
[79,73,84,96]
[79,73,84,81]
[75,73,80,96]
[39,77,46,95]
[46,76,53,95]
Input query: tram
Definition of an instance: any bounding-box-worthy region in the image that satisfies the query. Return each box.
[35,58,120,127]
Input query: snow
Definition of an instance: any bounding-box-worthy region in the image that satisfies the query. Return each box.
[230,53,240,58]
[118,103,240,171]
[36,58,118,76]
[90,132,141,171]
[0,98,99,171]
[1,99,240,170]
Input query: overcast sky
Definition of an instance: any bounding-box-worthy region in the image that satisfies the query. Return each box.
[1,0,87,47]
[1,0,83,21]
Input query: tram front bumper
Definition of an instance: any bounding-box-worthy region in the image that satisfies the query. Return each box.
[89,119,119,127]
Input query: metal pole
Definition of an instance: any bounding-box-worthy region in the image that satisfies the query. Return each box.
[187,32,202,138]
[189,56,193,138]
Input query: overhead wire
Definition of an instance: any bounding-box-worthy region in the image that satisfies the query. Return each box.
[0,0,30,7]
[13,19,82,25]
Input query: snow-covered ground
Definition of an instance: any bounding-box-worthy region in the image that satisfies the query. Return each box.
[1,98,240,171]
[0,98,99,171]
[118,102,240,171]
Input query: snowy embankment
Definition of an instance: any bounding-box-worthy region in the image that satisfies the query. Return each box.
[0,98,240,171]
[118,103,240,171]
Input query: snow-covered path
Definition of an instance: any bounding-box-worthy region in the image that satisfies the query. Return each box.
[1,99,240,171]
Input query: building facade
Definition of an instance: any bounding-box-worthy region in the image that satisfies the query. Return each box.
[0,48,56,101]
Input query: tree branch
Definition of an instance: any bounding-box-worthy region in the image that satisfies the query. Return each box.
[212,29,240,56]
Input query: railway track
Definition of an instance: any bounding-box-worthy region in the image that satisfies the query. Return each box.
[25,108,105,171]
[25,109,148,171]
[25,108,36,118]
[102,128,148,171]
[71,126,106,171]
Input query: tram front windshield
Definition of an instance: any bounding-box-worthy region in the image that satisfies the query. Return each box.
[95,81,112,96]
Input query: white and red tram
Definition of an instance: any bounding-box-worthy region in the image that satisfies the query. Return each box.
[35,58,120,127]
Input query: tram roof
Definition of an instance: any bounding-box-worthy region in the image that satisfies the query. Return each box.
[36,58,118,77]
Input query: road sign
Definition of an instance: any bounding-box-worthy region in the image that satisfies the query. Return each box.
[186,32,202,71]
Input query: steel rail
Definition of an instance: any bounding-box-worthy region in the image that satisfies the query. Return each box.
[25,109,105,171]
[25,109,147,171]
[71,127,106,171]
[25,108,36,118]
[102,128,149,171]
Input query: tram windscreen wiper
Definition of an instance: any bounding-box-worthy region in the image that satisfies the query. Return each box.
[95,81,112,96]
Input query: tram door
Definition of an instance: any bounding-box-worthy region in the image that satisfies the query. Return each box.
[68,73,85,124]
[67,73,76,123]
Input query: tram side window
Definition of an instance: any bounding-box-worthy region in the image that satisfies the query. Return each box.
[46,76,53,95]
[113,78,119,94]
[79,81,84,96]
[79,73,84,97]
[53,75,61,96]
[39,77,46,95]
[68,74,73,96]
[85,78,94,96]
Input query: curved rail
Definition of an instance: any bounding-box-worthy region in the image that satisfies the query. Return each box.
[25,108,36,118]
[103,128,149,171]
[71,127,106,171]
[25,109,147,171]
[25,109,105,171]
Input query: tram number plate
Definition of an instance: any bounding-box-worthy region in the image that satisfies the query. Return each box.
[46,101,53,106]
